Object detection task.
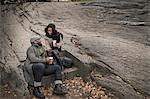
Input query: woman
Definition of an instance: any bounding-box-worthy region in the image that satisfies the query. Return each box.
[44,24,73,69]
[45,23,63,51]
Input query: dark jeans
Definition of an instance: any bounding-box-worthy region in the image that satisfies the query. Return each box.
[32,63,62,82]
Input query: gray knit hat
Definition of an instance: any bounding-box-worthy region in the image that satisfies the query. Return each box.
[30,37,41,43]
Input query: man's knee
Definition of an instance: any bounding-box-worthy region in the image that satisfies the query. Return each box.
[54,65,61,71]
[32,63,45,70]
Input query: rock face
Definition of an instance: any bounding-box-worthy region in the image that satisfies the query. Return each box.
[79,0,150,98]
[0,0,150,98]
[0,4,28,97]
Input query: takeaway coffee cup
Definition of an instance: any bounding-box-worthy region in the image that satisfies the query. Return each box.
[49,57,53,60]
[53,40,57,47]
[48,57,54,64]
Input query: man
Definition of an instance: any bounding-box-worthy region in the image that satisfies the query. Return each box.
[24,37,67,98]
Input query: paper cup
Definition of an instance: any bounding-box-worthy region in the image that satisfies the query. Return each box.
[49,57,53,60]
[53,40,57,47]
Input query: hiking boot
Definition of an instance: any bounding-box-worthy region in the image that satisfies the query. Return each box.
[33,87,45,99]
[53,84,67,95]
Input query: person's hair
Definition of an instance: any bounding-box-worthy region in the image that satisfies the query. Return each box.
[45,23,57,35]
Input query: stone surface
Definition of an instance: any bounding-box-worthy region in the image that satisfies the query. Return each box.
[1,0,150,98]
[1,5,28,97]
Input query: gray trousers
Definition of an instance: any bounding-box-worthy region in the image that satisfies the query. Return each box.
[32,63,62,82]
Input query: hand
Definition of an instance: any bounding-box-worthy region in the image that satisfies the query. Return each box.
[46,57,50,63]
[48,59,53,64]
[46,57,54,64]
[48,49,52,53]
[56,43,62,47]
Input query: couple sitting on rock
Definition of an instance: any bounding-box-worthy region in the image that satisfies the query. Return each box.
[24,24,67,98]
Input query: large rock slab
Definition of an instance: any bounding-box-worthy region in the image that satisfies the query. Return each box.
[1,1,150,98]
[80,34,150,97]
